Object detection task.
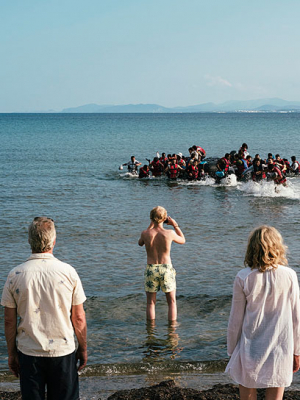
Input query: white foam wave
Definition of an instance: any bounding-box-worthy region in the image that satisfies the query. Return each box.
[178,176,216,186]
[238,179,300,199]
[178,175,238,187]
[217,174,238,187]
[120,172,139,179]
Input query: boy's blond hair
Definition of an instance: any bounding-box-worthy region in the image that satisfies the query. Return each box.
[150,206,167,224]
[244,225,287,272]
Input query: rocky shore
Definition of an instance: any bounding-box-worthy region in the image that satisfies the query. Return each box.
[1,380,300,399]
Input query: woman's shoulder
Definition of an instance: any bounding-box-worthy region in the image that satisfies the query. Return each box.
[235,266,254,280]
[276,264,298,278]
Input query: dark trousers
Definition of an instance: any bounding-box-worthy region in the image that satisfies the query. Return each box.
[19,351,79,400]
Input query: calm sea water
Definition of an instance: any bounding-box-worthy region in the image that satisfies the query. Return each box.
[1,113,300,398]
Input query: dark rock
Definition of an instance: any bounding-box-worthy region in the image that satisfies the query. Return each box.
[0,392,22,400]
[107,380,300,400]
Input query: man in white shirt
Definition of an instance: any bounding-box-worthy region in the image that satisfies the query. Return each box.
[1,217,87,400]
[123,155,141,174]
[291,156,300,174]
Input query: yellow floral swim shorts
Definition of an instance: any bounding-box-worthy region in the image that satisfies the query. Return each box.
[144,264,176,293]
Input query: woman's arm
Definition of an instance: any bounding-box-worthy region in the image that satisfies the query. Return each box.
[291,271,300,358]
[227,275,246,356]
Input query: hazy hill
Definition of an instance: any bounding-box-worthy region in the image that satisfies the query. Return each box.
[61,98,300,113]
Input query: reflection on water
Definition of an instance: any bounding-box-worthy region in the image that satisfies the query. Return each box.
[142,321,183,361]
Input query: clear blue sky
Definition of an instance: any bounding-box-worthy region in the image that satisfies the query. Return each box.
[1,0,300,112]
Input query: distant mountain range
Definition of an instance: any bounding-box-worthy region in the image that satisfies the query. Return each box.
[61,98,300,113]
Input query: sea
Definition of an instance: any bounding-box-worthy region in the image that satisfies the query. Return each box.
[1,112,300,399]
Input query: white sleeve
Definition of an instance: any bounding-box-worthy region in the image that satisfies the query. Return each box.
[227,275,246,356]
[291,271,300,355]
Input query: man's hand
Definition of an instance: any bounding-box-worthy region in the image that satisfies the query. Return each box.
[293,355,300,373]
[76,348,88,371]
[8,352,19,378]
[4,307,19,377]
[167,217,177,227]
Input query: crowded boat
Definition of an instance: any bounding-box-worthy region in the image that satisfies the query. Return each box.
[120,144,300,186]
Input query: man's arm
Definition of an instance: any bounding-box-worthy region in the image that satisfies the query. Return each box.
[4,307,19,377]
[167,218,186,244]
[138,231,145,246]
[71,303,87,371]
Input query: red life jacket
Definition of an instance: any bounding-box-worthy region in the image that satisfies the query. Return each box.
[221,157,230,173]
[189,165,198,179]
[169,164,178,179]
[196,146,205,156]
[159,157,168,165]
[151,160,162,177]
[139,167,149,178]
[274,166,287,185]
[236,160,246,174]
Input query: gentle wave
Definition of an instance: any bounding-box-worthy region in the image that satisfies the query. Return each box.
[80,359,229,377]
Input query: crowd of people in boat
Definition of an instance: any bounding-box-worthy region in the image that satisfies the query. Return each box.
[121,144,300,185]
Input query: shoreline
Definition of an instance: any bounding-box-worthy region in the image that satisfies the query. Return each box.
[2,371,300,400]
[2,380,300,400]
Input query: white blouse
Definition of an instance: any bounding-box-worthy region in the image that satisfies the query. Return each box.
[226,265,300,388]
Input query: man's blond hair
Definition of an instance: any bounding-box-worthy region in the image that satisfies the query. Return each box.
[150,206,167,224]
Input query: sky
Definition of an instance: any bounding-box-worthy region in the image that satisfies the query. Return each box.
[1,0,300,112]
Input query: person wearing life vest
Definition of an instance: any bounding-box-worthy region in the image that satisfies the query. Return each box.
[215,153,231,181]
[165,159,183,180]
[252,158,266,182]
[239,143,249,159]
[186,159,199,180]
[217,153,231,173]
[267,162,287,186]
[123,156,142,174]
[188,147,199,161]
[139,165,150,178]
[283,158,291,174]
[192,145,206,160]
[159,153,168,169]
[291,156,300,175]
[274,154,287,174]
[234,154,248,180]
[246,155,253,167]
[150,157,164,177]
[177,155,186,178]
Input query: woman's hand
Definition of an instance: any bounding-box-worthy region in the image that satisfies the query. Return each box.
[293,355,300,373]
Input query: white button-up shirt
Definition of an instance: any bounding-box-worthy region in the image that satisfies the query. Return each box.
[1,253,86,357]
[226,265,300,388]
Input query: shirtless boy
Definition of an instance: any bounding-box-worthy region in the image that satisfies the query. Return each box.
[138,206,185,321]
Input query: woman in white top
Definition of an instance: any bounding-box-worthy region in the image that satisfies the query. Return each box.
[226,226,300,400]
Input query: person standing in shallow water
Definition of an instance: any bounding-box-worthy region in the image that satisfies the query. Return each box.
[1,217,87,400]
[226,226,300,400]
[138,206,185,321]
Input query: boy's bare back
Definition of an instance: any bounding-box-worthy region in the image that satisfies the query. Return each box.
[139,217,185,264]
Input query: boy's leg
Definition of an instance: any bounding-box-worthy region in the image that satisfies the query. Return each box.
[146,292,156,320]
[265,387,284,400]
[239,385,257,400]
[165,290,177,321]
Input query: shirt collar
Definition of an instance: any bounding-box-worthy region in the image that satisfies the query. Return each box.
[28,253,55,260]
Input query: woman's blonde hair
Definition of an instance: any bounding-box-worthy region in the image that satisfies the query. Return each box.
[244,225,287,272]
[150,206,167,224]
